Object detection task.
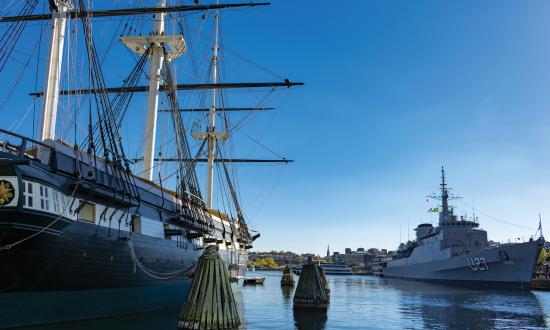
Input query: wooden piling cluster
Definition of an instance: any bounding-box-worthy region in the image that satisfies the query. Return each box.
[178,245,240,330]
[318,265,330,294]
[293,262,329,309]
[281,265,295,287]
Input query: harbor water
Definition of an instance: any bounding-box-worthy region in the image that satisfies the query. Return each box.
[19,272,550,330]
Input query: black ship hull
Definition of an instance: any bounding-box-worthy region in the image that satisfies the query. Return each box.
[0,119,252,328]
[0,219,247,328]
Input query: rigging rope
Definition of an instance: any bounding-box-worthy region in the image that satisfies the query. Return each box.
[457,199,536,230]
[81,46,151,150]
[0,0,39,73]
[78,0,140,205]
[163,55,204,200]
[240,130,286,160]
[0,38,37,113]
[0,0,20,15]
[128,238,197,280]
[218,147,251,240]
[32,0,46,140]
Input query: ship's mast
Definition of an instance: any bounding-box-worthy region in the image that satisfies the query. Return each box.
[191,7,227,208]
[440,166,449,223]
[120,1,187,181]
[141,0,166,181]
[206,8,221,209]
[40,0,70,141]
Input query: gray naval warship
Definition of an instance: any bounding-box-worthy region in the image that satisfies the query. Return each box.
[381,168,544,290]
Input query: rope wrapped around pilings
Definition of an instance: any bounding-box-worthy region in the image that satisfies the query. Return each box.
[281,265,295,287]
[178,245,240,330]
[293,263,329,309]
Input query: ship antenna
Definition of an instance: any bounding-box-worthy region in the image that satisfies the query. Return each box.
[472,198,476,223]
[407,217,410,242]
[440,166,449,224]
[536,213,544,239]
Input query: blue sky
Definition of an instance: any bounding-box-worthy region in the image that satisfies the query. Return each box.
[228,0,550,254]
[2,1,550,255]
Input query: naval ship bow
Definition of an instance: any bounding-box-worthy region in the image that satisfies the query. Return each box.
[0,0,301,326]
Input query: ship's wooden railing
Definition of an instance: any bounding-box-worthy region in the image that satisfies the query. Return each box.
[0,128,56,167]
[0,129,216,231]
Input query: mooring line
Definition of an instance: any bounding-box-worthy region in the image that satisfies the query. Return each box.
[128,238,197,280]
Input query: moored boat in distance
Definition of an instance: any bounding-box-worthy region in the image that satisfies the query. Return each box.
[292,263,354,275]
[381,167,544,290]
[244,277,265,285]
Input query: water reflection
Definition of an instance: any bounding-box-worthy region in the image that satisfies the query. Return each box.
[380,278,547,329]
[13,275,550,330]
[281,286,293,302]
[293,307,328,330]
[15,309,181,330]
[234,292,246,330]
[282,277,327,330]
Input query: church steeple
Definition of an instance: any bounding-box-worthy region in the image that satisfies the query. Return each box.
[326,245,330,258]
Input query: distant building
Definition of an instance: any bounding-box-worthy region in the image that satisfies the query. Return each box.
[364,253,374,268]
[332,248,370,266]
[301,253,317,262]
[368,248,380,256]
[338,253,367,266]
[327,245,330,258]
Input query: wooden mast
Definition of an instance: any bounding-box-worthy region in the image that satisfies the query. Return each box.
[39,0,69,141]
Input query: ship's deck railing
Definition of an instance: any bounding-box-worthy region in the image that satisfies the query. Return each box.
[450,235,540,256]
[0,128,54,166]
[493,236,538,246]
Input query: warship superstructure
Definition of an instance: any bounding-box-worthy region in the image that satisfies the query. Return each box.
[382,168,543,290]
[0,0,300,327]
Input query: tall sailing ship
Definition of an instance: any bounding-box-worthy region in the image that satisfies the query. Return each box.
[0,0,301,327]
